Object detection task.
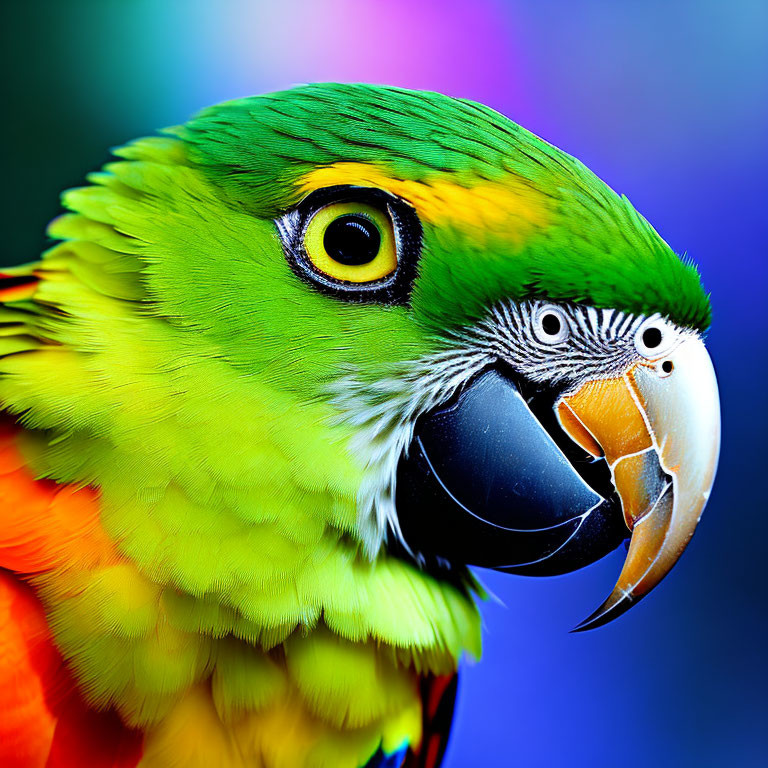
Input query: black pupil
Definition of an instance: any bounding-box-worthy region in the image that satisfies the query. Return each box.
[541,313,562,336]
[323,214,381,266]
[642,327,663,349]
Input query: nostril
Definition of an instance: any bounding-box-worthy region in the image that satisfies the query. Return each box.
[660,360,674,376]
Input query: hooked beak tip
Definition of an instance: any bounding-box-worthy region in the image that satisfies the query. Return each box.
[570,594,639,633]
[561,334,720,630]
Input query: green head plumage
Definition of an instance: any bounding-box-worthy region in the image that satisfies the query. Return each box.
[178,82,710,335]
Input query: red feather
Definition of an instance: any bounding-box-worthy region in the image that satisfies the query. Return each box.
[404,673,459,768]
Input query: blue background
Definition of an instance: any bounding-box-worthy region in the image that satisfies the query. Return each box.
[2,1,766,766]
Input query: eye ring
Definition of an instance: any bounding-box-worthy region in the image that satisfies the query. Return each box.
[277,185,422,305]
[634,316,676,359]
[533,304,570,345]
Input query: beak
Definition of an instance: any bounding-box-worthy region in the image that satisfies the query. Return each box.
[395,368,629,577]
[395,333,720,631]
[560,335,721,630]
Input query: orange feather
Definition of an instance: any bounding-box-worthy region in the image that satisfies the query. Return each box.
[0,422,142,766]
[0,423,119,574]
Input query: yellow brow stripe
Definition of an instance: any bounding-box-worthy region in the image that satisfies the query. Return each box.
[297,162,549,243]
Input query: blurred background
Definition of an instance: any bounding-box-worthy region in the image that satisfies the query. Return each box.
[1,1,766,765]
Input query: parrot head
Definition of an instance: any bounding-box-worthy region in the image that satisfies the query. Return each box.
[58,83,719,631]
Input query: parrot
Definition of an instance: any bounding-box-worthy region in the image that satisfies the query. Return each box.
[0,83,720,768]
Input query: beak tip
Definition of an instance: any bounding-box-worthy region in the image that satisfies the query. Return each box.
[570,593,640,633]
[561,335,719,635]
[569,616,606,634]
[569,616,603,634]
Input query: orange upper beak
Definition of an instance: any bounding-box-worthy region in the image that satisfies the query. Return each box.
[557,335,720,630]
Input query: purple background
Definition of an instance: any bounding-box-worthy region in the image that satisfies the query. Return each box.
[2,1,766,765]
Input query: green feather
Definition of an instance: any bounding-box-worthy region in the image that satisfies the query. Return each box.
[181,83,711,330]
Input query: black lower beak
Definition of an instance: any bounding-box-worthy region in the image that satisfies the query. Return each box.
[395,369,628,575]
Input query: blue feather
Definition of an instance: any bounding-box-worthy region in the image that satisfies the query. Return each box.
[363,745,409,768]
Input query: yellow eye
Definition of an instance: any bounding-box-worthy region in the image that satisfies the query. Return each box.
[302,202,397,283]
